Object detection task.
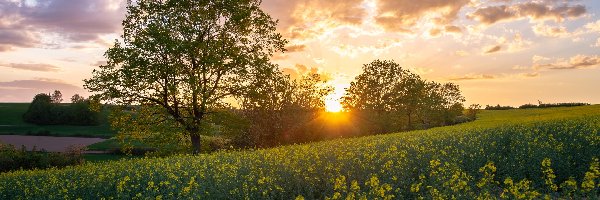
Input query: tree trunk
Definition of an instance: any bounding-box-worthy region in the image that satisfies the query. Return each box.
[407,111,412,130]
[191,134,201,154]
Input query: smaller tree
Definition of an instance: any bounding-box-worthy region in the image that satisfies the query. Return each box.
[238,68,333,147]
[71,94,85,103]
[23,94,54,124]
[50,90,63,104]
[465,104,481,120]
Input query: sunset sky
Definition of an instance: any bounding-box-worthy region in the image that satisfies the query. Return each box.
[1,0,599,106]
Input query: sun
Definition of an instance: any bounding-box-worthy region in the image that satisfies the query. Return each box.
[324,83,347,113]
[325,99,343,112]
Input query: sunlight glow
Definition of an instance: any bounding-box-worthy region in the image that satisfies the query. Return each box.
[325,99,343,112]
[325,84,347,112]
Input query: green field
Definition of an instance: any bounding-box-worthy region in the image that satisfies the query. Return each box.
[1,106,599,199]
[0,103,115,138]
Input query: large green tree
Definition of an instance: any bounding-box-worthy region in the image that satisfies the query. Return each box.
[342,60,465,132]
[84,0,286,153]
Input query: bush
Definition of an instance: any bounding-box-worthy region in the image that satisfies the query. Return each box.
[22,92,101,126]
[0,143,84,173]
[538,102,590,108]
[519,104,538,109]
[485,104,514,110]
[519,102,590,109]
[453,115,473,124]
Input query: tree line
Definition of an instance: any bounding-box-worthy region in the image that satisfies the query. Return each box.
[485,102,590,110]
[22,91,101,126]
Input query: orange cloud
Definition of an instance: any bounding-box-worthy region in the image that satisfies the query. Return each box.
[285,44,306,53]
[532,23,569,37]
[533,55,600,70]
[281,64,331,81]
[262,0,366,40]
[468,2,586,25]
[375,0,471,32]
[484,45,502,54]
[1,63,60,72]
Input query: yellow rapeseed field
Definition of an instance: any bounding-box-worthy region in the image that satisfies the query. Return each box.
[1,106,599,199]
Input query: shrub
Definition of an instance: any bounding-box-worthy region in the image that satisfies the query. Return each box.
[519,104,538,109]
[485,104,514,110]
[0,143,84,173]
[453,115,473,124]
[22,92,101,126]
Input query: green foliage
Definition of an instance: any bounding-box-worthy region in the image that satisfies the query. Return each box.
[2,106,600,199]
[22,93,101,126]
[237,70,333,147]
[465,104,481,120]
[519,104,539,109]
[485,104,515,110]
[22,93,54,125]
[84,0,286,153]
[342,60,466,133]
[0,143,85,173]
[520,102,590,109]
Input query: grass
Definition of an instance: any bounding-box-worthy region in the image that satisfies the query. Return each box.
[1,105,599,199]
[0,103,115,138]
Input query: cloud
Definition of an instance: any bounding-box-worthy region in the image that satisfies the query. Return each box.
[281,64,330,80]
[0,78,85,102]
[533,55,600,70]
[448,72,539,81]
[484,45,502,54]
[594,38,600,48]
[375,0,471,32]
[1,63,60,72]
[532,23,569,37]
[448,74,497,81]
[91,61,107,67]
[455,50,470,57]
[586,20,600,32]
[533,55,550,63]
[262,0,366,39]
[444,25,462,33]
[0,0,125,51]
[468,2,586,25]
[483,33,531,54]
[468,5,514,25]
[0,29,39,51]
[285,44,306,53]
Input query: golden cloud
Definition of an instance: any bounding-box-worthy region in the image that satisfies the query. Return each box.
[262,0,366,40]
[375,0,471,32]
[468,2,586,25]
[0,63,60,72]
[532,23,569,37]
[484,45,502,54]
[533,55,600,70]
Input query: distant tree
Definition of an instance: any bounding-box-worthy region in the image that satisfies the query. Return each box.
[71,94,85,103]
[465,104,481,120]
[84,0,286,154]
[23,92,101,126]
[519,104,538,109]
[342,60,466,133]
[50,90,63,104]
[342,60,410,112]
[23,93,54,124]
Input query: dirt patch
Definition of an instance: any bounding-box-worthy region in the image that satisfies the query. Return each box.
[0,135,106,152]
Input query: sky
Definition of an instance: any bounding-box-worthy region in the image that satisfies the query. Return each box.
[1,0,599,106]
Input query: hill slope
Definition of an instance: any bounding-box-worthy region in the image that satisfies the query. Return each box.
[1,106,600,199]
